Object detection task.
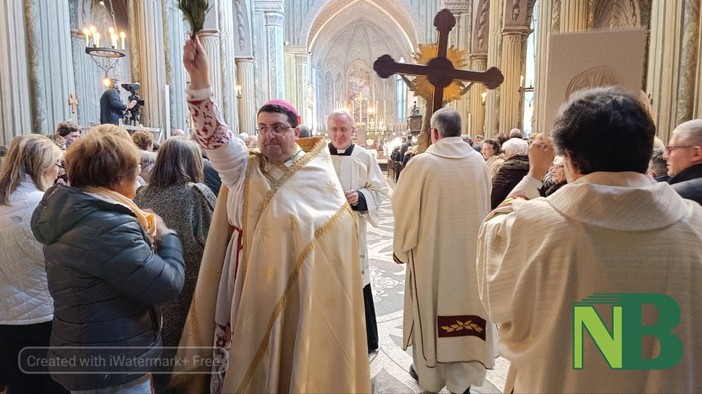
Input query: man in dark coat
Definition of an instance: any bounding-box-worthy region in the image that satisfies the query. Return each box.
[100,79,136,125]
[664,119,702,204]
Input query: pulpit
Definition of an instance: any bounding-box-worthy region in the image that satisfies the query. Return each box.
[407,115,422,136]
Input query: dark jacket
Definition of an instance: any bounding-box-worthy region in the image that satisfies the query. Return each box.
[491,154,530,209]
[31,185,185,391]
[100,87,126,125]
[668,163,702,205]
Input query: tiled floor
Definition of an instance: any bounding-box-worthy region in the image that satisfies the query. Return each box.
[366,193,510,393]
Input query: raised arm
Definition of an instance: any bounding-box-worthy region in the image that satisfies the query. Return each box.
[183,35,248,188]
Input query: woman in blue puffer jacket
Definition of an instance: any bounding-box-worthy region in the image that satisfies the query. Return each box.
[31,125,185,393]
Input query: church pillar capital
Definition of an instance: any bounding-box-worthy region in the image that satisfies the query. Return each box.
[285,45,308,55]
[265,12,284,27]
[441,2,471,15]
[470,53,488,62]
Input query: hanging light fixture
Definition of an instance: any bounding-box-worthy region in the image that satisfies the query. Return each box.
[82,0,126,59]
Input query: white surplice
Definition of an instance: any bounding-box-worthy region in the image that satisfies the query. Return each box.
[478,172,702,393]
[330,144,389,286]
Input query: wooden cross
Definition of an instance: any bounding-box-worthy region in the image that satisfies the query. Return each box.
[373,9,504,113]
[68,93,78,114]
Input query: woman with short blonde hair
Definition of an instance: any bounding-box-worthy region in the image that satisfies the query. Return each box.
[0,134,65,393]
[31,127,185,393]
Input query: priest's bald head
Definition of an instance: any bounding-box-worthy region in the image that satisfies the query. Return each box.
[551,86,655,182]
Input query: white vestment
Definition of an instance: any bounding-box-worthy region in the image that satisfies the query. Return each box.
[173,90,371,394]
[330,144,389,285]
[478,172,702,393]
[393,137,497,393]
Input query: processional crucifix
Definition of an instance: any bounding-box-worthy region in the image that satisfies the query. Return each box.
[374,8,504,149]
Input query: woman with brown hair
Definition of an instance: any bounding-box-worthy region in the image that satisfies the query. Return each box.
[0,134,66,393]
[134,137,216,356]
[30,125,185,393]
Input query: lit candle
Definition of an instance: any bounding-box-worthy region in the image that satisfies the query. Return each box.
[94,32,100,47]
[111,33,118,48]
[120,32,126,50]
[82,28,90,46]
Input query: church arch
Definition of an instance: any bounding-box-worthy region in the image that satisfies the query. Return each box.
[303,0,420,52]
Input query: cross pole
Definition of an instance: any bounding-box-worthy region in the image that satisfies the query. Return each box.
[374,9,504,113]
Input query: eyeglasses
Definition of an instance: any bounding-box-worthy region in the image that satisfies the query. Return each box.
[257,123,292,135]
[664,145,696,154]
[55,163,64,169]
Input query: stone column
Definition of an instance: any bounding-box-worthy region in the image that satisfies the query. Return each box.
[199,31,223,112]
[131,0,167,129]
[71,30,102,126]
[218,0,239,130]
[498,30,528,133]
[696,5,702,119]
[646,0,684,142]
[533,0,554,133]
[252,6,267,105]
[0,0,32,144]
[284,45,308,120]
[262,2,285,99]
[442,1,472,131]
[164,0,188,132]
[24,0,75,134]
[484,0,504,136]
[236,57,256,134]
[468,54,487,136]
[296,52,310,125]
[560,0,588,32]
[675,1,699,126]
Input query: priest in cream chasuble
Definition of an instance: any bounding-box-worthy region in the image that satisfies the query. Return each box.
[393,108,497,394]
[327,109,390,353]
[173,36,371,394]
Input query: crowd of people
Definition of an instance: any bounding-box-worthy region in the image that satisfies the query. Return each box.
[0,34,700,394]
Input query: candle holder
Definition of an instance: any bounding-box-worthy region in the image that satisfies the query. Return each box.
[82,0,127,59]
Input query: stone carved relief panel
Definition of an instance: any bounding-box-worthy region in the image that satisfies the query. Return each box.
[565,66,621,99]
[473,0,489,52]
[505,0,530,27]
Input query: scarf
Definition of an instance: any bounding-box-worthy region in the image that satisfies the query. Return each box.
[85,186,158,240]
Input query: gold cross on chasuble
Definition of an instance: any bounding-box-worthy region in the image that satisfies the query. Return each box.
[373,9,504,113]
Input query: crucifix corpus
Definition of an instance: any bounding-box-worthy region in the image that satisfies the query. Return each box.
[68,93,79,114]
[374,8,503,118]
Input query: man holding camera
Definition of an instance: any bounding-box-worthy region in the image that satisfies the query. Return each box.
[100,79,137,125]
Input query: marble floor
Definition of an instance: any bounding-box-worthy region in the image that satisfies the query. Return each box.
[366,190,510,394]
